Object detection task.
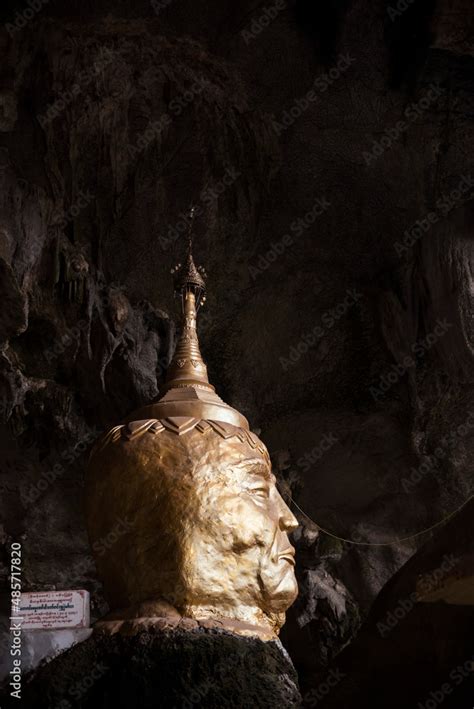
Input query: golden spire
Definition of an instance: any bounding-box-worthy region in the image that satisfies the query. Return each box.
[127,207,249,430]
[164,207,212,392]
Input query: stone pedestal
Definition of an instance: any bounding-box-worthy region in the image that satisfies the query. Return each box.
[4,625,301,708]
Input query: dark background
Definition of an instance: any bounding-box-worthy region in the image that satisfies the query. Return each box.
[0,0,473,706]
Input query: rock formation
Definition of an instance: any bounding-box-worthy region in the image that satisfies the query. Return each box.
[0,0,473,698]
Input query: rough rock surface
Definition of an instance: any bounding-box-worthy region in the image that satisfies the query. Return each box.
[2,626,302,708]
[0,0,473,694]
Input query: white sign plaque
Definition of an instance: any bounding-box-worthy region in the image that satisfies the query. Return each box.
[14,590,90,630]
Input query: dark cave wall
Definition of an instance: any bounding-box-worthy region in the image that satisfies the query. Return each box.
[0,0,473,681]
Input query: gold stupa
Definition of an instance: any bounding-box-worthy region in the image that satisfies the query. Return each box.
[85,211,298,640]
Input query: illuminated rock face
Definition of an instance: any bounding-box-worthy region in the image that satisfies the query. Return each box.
[85,247,298,640]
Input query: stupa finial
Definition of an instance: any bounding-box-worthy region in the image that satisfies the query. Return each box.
[171,205,207,306]
[164,206,210,392]
[129,204,248,427]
